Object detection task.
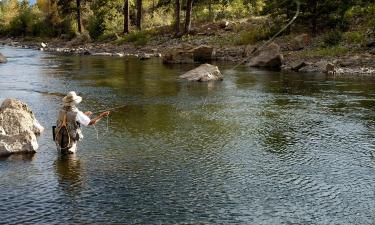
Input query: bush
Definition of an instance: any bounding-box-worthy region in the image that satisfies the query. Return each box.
[343,31,364,44]
[234,25,274,45]
[322,30,343,47]
[299,46,348,57]
[88,13,105,40]
[116,31,149,46]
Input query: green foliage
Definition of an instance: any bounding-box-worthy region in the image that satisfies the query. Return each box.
[343,31,364,44]
[234,24,275,45]
[88,0,123,40]
[116,31,149,46]
[88,13,106,40]
[322,30,343,47]
[193,0,264,22]
[299,46,349,57]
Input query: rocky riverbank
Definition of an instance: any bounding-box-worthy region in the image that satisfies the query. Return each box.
[1,31,375,75]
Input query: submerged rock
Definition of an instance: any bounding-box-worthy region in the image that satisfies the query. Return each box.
[0,52,7,63]
[248,42,283,69]
[0,99,44,156]
[180,63,223,82]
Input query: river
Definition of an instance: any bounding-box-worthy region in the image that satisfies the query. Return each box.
[1,46,375,224]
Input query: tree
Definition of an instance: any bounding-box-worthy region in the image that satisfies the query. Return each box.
[123,0,129,33]
[184,0,193,33]
[136,0,142,30]
[76,0,82,33]
[174,0,180,34]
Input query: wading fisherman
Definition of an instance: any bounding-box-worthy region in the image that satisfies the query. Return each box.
[54,91,110,154]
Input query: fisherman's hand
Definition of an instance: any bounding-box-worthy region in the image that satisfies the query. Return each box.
[84,111,93,116]
[100,111,110,117]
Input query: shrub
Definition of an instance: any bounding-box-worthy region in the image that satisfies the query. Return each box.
[299,46,348,57]
[234,25,274,45]
[88,13,105,40]
[116,31,149,46]
[343,31,364,44]
[322,30,343,47]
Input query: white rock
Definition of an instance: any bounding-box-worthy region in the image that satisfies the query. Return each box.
[0,52,7,63]
[180,64,223,82]
[0,99,44,156]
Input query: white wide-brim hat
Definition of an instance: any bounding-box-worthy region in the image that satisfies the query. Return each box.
[63,91,82,106]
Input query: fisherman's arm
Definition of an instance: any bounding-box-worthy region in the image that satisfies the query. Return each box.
[84,111,93,116]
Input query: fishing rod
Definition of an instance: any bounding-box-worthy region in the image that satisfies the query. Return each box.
[92,105,128,114]
[228,0,301,71]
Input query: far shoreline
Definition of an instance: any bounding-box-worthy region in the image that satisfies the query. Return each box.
[1,34,375,76]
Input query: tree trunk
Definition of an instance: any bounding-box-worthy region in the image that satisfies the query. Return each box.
[136,0,142,30]
[123,0,129,33]
[184,0,193,34]
[174,0,180,34]
[208,0,213,21]
[76,0,82,33]
[309,0,318,36]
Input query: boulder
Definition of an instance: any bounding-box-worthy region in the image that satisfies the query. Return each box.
[325,63,335,74]
[298,61,328,73]
[163,44,215,64]
[0,99,44,156]
[290,34,311,51]
[180,64,223,82]
[291,61,307,71]
[224,22,236,31]
[219,21,230,29]
[0,52,7,63]
[192,45,215,62]
[163,50,194,64]
[367,40,375,48]
[248,42,284,69]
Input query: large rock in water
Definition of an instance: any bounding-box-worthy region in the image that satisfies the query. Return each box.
[248,42,283,69]
[0,99,44,156]
[180,64,223,82]
[0,52,7,63]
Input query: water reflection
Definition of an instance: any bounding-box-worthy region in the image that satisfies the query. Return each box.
[54,154,83,194]
[0,153,36,161]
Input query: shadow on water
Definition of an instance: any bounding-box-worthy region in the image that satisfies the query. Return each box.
[54,154,83,194]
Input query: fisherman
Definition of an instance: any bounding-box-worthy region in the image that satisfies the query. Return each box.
[54,91,110,154]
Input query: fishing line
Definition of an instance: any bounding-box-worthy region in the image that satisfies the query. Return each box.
[225,0,301,73]
[93,124,99,140]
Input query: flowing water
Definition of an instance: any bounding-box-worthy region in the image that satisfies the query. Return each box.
[1,46,375,224]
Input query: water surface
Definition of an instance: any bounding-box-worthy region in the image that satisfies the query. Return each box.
[1,46,375,224]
